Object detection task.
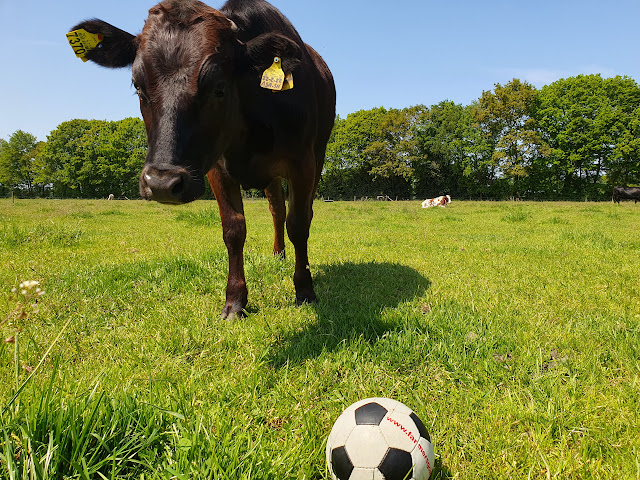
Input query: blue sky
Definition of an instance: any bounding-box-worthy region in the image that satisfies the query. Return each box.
[1,0,639,141]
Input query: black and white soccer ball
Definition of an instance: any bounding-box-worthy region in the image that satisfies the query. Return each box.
[326,397,434,480]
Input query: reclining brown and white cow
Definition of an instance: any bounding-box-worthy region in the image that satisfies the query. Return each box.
[421,195,451,208]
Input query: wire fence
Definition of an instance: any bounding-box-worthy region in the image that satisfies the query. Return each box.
[2,194,624,203]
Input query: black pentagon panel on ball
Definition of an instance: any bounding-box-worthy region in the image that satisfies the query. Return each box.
[331,446,354,480]
[355,402,388,425]
[378,448,414,480]
[410,412,430,442]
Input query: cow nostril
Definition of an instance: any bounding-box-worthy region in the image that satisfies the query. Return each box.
[140,166,200,204]
[171,175,185,197]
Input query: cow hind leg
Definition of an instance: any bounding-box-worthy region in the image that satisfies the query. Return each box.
[286,157,319,306]
[207,165,248,319]
[265,177,286,257]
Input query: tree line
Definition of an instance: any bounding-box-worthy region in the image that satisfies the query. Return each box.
[321,75,640,200]
[2,74,639,200]
[0,118,146,199]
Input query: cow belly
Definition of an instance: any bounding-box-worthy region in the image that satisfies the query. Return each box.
[222,154,284,191]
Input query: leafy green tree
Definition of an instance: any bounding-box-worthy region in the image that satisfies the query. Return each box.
[320,108,389,198]
[75,118,147,198]
[365,106,425,197]
[40,118,146,198]
[30,141,48,196]
[0,139,6,195]
[536,75,640,198]
[109,118,148,197]
[40,119,94,197]
[321,107,423,199]
[602,77,640,187]
[474,79,547,198]
[325,108,387,171]
[610,105,640,186]
[0,130,40,196]
[414,101,495,198]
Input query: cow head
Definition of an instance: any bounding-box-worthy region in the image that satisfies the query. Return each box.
[72,0,301,204]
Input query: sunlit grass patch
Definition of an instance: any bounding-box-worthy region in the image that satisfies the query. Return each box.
[0,199,638,479]
[175,207,221,226]
[0,223,83,248]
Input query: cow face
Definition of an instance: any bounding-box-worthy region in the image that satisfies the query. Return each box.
[133,5,239,204]
[71,0,301,204]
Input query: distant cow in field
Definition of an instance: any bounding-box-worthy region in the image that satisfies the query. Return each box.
[422,195,451,208]
[613,186,640,203]
[107,194,114,200]
[70,0,335,318]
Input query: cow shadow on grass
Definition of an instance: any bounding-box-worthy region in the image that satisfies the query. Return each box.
[268,261,430,367]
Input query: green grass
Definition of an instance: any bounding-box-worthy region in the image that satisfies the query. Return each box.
[0,199,639,479]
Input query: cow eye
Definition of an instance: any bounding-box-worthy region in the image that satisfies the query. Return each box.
[132,80,150,104]
[199,59,227,100]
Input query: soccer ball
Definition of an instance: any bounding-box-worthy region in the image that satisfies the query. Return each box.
[326,398,434,480]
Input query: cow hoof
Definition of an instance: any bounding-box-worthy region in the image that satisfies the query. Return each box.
[220,302,247,320]
[295,293,318,306]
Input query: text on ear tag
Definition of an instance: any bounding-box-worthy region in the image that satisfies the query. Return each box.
[66,29,103,62]
[260,57,285,91]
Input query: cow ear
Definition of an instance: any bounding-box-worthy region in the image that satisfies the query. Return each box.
[70,20,138,68]
[241,33,302,75]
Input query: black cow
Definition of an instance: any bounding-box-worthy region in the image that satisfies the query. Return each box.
[70,0,336,318]
[613,186,640,204]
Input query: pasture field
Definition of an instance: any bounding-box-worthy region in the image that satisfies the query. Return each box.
[0,198,639,479]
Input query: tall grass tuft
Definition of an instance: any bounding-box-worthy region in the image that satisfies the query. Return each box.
[1,370,171,479]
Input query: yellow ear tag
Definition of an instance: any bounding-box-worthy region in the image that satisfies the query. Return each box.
[260,57,285,91]
[66,29,104,62]
[281,72,294,91]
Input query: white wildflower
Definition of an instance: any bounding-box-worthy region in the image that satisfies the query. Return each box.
[13,281,44,297]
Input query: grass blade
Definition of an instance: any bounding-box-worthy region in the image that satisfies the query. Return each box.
[2,317,73,417]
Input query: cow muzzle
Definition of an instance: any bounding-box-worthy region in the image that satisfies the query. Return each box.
[139,164,198,204]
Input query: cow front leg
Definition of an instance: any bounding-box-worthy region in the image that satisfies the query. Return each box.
[286,172,317,305]
[207,165,248,319]
[264,177,286,257]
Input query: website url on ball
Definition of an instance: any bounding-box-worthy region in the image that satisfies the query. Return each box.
[385,416,432,474]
